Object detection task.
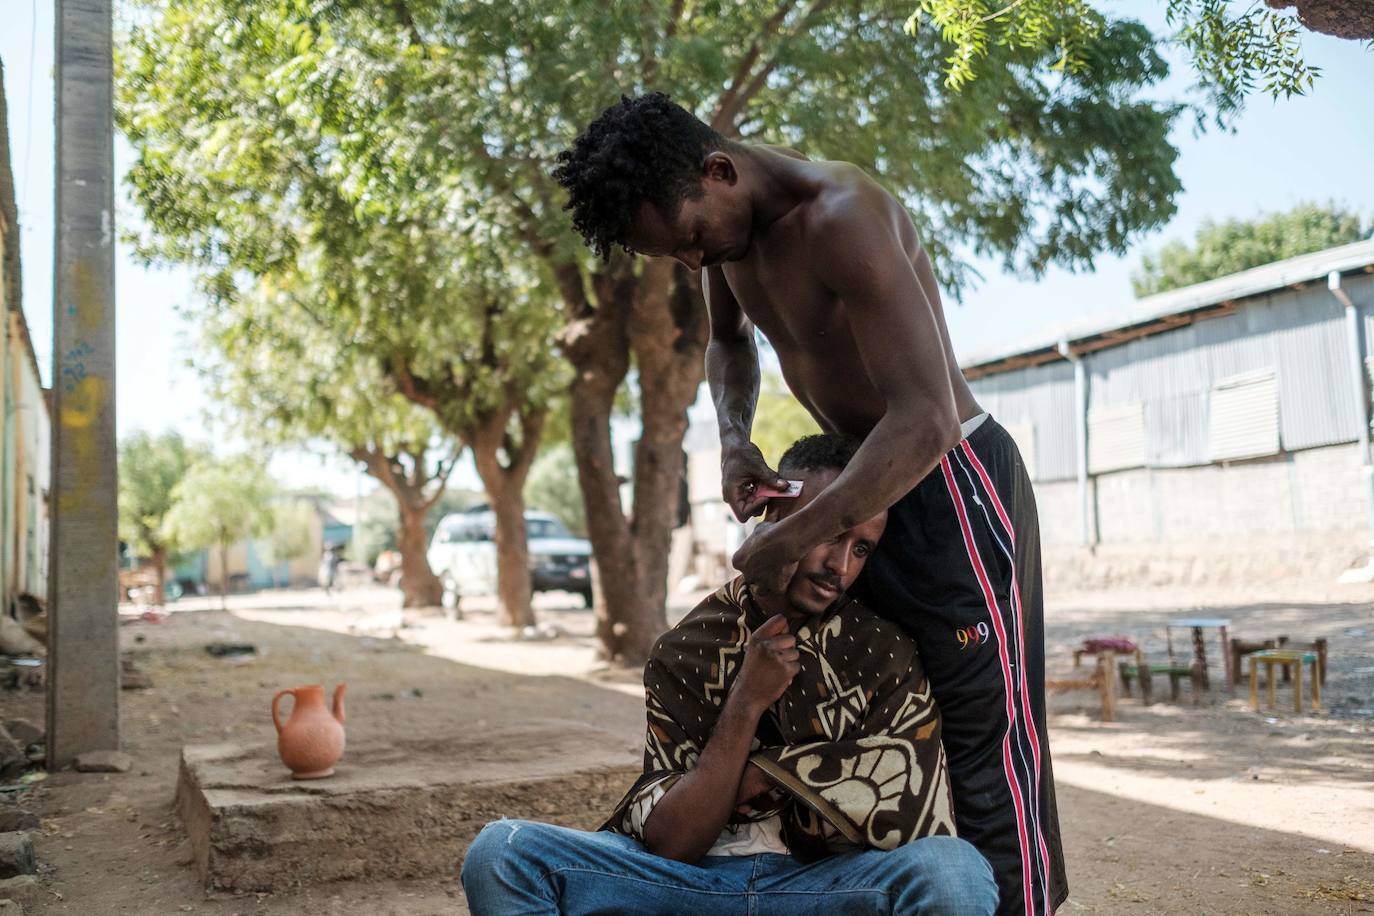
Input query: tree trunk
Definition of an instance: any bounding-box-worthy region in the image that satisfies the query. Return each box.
[153,546,167,608]
[1266,0,1374,39]
[469,408,544,631]
[348,444,456,610]
[218,541,228,611]
[487,474,534,630]
[627,260,709,649]
[561,258,707,665]
[571,378,660,660]
[383,363,542,630]
[396,503,443,608]
[561,261,649,661]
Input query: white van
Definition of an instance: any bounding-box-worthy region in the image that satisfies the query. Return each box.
[427,509,593,607]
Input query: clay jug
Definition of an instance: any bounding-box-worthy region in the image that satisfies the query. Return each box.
[272,684,346,779]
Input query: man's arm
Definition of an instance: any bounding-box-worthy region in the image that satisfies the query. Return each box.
[642,614,798,862]
[704,265,786,521]
[734,184,962,585]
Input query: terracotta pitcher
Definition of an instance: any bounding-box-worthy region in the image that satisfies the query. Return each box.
[272,684,346,779]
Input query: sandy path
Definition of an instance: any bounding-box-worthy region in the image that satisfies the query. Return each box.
[1,581,1371,914]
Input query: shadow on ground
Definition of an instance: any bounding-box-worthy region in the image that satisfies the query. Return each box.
[1058,782,1374,914]
[3,594,1370,914]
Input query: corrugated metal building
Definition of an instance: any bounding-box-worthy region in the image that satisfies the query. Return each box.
[0,63,52,612]
[964,240,1374,553]
[684,240,1374,582]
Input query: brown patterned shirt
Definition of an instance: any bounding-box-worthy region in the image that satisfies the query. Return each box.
[603,576,956,861]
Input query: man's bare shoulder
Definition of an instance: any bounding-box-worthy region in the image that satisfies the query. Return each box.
[802,161,901,239]
[760,143,810,161]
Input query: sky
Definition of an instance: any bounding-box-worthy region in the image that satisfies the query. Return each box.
[2,2,1372,497]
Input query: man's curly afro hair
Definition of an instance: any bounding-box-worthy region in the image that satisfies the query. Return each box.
[553,93,726,261]
[778,434,862,476]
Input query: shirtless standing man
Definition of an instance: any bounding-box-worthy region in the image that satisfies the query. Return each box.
[555,93,1066,915]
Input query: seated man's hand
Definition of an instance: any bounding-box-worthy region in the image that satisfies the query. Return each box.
[731,613,800,715]
[734,762,774,813]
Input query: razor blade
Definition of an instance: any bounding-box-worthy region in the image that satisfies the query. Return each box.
[754,480,804,499]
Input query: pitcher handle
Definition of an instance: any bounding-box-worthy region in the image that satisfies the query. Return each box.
[332,683,347,725]
[272,689,293,734]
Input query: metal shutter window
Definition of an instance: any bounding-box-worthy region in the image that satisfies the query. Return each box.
[1208,368,1280,462]
[1088,402,1147,473]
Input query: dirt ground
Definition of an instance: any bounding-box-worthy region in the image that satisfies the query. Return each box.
[1,579,1372,915]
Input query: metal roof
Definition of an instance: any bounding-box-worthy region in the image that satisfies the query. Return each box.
[958,238,1374,379]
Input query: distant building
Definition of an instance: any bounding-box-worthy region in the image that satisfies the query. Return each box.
[687,240,1374,586]
[184,500,353,594]
[964,240,1374,569]
[0,65,52,614]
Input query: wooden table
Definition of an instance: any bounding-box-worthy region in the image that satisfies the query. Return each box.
[1248,649,1321,712]
[1167,617,1233,690]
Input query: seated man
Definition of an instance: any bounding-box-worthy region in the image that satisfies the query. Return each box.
[462,434,996,916]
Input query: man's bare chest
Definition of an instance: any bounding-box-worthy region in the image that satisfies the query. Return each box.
[721,256,847,350]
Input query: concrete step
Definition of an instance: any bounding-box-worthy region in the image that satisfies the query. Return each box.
[175,721,640,892]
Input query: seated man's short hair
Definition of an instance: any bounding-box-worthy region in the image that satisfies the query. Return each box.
[777,433,862,476]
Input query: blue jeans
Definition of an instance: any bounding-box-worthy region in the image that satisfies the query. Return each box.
[461,820,997,915]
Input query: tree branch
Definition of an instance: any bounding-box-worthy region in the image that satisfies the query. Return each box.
[642,0,686,84]
[713,1,800,129]
[710,0,835,133]
[390,0,426,49]
[388,353,442,412]
[420,446,461,511]
[350,444,403,497]
[510,406,548,482]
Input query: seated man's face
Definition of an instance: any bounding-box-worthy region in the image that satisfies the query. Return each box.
[766,467,888,615]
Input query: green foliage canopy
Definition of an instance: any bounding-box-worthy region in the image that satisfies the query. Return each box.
[1132,202,1371,296]
[118,0,1186,296]
[118,431,207,560]
[161,458,276,556]
[200,271,454,461]
[117,0,565,439]
[752,374,824,468]
[910,0,1327,127]
[258,500,317,570]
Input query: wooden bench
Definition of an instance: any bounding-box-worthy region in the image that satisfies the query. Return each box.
[1118,652,1204,706]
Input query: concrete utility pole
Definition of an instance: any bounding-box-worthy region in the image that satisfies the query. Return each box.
[47,0,120,767]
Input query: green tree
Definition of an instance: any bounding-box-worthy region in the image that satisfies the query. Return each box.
[1133,203,1371,296]
[384,247,564,627]
[121,0,1183,662]
[752,374,824,468]
[199,274,461,608]
[257,500,316,587]
[119,11,564,627]
[161,458,276,609]
[908,1,1365,127]
[117,431,207,606]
